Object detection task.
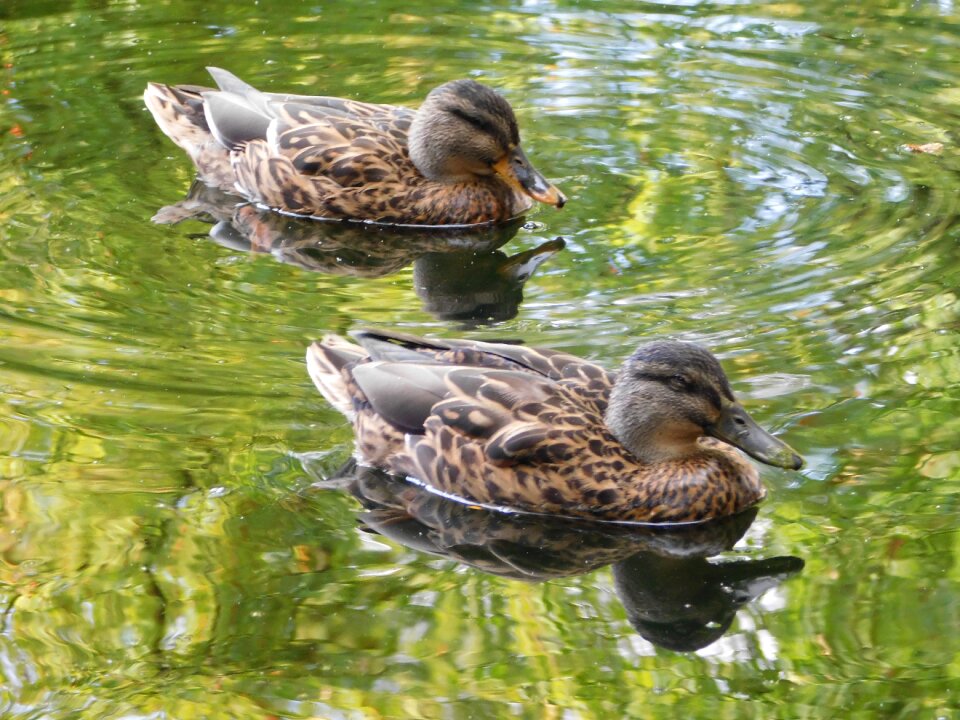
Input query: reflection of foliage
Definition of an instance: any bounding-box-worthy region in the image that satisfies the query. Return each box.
[1,0,960,717]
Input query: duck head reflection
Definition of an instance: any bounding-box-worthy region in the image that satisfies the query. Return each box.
[153,183,564,325]
[329,461,803,652]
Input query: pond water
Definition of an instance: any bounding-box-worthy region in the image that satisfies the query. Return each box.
[2,0,960,717]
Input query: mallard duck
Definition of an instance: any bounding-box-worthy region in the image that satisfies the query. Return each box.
[306,329,804,523]
[144,68,566,226]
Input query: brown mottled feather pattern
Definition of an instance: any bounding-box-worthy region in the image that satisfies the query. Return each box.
[145,79,535,225]
[144,82,234,189]
[307,331,767,523]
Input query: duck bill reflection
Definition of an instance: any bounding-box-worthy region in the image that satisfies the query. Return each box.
[493,147,566,208]
[709,403,804,470]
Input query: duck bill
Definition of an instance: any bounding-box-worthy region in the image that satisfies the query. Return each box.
[708,402,804,470]
[493,147,566,208]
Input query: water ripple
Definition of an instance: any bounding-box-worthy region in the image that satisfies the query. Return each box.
[2,1,960,714]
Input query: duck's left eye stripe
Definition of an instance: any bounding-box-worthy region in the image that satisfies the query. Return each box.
[445,106,505,145]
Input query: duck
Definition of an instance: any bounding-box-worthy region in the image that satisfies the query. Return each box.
[144,68,566,226]
[305,329,804,523]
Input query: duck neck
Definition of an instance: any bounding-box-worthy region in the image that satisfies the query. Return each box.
[604,393,703,465]
[409,111,470,183]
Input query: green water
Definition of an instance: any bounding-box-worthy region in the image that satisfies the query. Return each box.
[2,0,960,717]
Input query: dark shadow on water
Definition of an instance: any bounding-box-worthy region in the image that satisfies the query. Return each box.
[154,182,564,326]
[322,460,804,653]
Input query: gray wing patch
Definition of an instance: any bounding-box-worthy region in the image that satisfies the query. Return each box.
[352,362,454,434]
[202,92,272,149]
[207,66,260,97]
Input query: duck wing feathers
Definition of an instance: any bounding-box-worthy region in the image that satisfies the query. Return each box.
[351,328,614,416]
[149,68,424,216]
[351,360,599,470]
[203,66,409,146]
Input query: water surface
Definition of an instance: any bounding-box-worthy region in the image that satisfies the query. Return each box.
[2,0,960,717]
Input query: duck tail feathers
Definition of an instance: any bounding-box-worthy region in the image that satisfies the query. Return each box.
[306,336,367,418]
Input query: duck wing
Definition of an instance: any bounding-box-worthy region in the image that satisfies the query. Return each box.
[351,361,459,435]
[268,115,411,185]
[200,70,421,215]
[203,67,410,147]
[350,359,599,471]
[352,329,614,415]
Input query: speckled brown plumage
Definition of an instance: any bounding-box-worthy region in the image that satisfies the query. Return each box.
[144,68,565,226]
[306,330,804,523]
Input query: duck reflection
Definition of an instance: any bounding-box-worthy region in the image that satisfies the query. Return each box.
[613,553,803,652]
[337,461,803,652]
[154,183,564,325]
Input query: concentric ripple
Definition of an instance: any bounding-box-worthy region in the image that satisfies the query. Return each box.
[2,0,960,717]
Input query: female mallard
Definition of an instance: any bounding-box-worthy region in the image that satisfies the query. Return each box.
[144,68,566,226]
[306,329,804,523]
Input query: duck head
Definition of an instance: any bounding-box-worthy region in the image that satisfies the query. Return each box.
[408,79,566,209]
[605,340,804,470]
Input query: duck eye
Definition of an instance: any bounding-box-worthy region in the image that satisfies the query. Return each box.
[669,374,691,391]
